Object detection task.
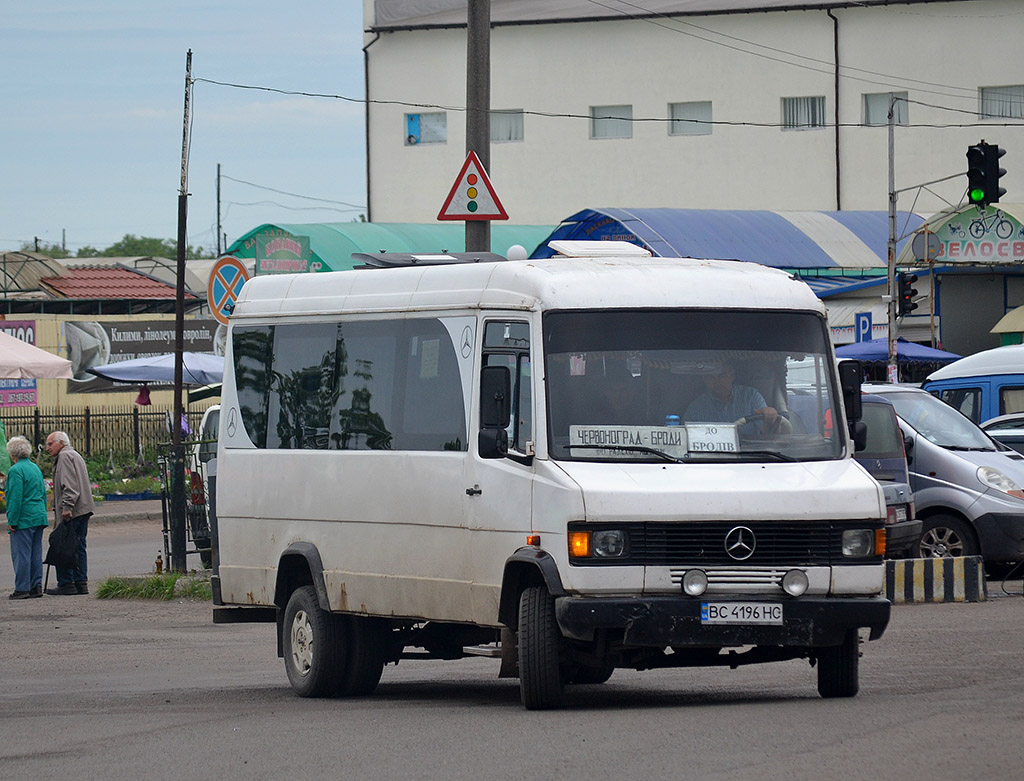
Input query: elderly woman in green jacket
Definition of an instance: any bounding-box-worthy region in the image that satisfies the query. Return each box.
[6,435,49,599]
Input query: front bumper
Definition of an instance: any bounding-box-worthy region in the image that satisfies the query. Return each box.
[974,512,1024,560]
[555,595,890,648]
[886,519,923,556]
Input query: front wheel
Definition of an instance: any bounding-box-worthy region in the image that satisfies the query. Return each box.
[917,515,977,559]
[817,629,860,698]
[283,586,346,697]
[518,586,565,710]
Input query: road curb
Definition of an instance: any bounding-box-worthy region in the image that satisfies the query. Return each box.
[886,556,987,603]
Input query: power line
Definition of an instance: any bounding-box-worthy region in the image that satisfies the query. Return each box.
[195,76,1024,130]
[221,174,364,209]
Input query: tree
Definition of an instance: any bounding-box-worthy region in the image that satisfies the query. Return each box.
[23,234,215,260]
[19,240,72,259]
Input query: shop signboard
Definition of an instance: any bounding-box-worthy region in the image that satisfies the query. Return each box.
[64,319,218,394]
[0,320,39,406]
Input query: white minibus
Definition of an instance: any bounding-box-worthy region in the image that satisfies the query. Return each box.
[212,241,889,709]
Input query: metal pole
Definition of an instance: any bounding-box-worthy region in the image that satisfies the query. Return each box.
[886,93,898,383]
[170,50,192,572]
[216,163,222,257]
[465,0,490,252]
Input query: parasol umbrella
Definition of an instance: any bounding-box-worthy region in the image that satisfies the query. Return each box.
[86,352,224,386]
[0,331,73,378]
[834,337,960,364]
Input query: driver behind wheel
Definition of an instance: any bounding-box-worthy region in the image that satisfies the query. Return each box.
[684,359,779,436]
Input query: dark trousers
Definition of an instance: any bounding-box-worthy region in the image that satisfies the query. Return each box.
[55,513,91,587]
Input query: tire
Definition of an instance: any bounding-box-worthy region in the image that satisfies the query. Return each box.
[568,663,614,685]
[518,586,565,710]
[339,616,386,697]
[917,515,977,559]
[283,586,347,698]
[817,629,860,698]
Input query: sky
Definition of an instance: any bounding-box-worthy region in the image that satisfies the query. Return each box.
[1,1,367,256]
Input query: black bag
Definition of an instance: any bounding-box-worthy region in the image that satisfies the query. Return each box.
[44,521,79,570]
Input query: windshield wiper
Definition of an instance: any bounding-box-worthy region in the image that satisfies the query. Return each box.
[565,444,682,463]
[943,445,996,452]
[726,449,797,462]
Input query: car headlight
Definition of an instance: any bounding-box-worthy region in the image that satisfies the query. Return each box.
[568,529,629,558]
[841,529,875,558]
[977,466,1024,500]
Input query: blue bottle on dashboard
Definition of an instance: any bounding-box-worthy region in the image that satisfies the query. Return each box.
[665,414,681,426]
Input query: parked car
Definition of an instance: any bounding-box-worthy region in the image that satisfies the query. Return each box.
[855,394,920,558]
[981,413,1024,455]
[923,343,1024,424]
[864,383,1024,567]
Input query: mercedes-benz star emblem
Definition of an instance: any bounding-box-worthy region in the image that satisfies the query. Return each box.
[461,326,473,358]
[724,526,756,561]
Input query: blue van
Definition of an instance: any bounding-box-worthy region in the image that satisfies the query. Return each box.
[923,344,1024,425]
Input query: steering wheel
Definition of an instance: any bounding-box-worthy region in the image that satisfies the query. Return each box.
[733,411,793,436]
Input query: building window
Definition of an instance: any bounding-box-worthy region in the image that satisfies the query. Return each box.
[863,92,908,126]
[491,110,524,142]
[591,105,632,139]
[406,112,447,145]
[782,96,826,130]
[980,85,1024,119]
[669,101,712,136]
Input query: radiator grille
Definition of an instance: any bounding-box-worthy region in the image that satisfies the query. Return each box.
[569,521,878,566]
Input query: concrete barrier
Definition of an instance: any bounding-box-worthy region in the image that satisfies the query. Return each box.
[885,556,987,603]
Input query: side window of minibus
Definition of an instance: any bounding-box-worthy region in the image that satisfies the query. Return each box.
[940,388,980,423]
[1000,387,1024,416]
[482,321,532,453]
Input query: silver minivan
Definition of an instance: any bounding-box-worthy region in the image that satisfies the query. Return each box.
[864,383,1024,566]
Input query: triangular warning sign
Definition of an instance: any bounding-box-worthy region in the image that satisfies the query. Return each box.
[437,151,509,221]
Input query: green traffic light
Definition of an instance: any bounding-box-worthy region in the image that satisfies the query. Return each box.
[969,187,986,203]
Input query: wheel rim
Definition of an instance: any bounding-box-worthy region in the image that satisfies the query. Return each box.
[920,525,965,558]
[290,609,314,676]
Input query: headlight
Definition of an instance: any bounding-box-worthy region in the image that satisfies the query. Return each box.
[842,529,875,558]
[592,530,628,557]
[568,529,629,558]
[977,466,1024,500]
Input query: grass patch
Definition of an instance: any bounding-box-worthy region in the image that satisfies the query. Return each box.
[96,572,212,601]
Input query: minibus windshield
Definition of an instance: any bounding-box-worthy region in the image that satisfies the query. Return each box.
[544,309,844,463]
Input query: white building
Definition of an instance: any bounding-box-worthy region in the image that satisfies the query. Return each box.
[363,0,1024,225]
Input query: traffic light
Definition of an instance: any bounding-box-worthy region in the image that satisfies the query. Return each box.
[966,141,1007,206]
[897,271,919,316]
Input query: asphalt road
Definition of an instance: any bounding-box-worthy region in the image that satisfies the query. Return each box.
[2,520,1024,779]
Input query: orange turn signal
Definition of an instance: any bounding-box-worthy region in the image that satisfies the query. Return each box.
[526,534,541,547]
[568,531,591,558]
[875,528,886,557]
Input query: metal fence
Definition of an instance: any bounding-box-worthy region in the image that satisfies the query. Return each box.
[0,405,205,458]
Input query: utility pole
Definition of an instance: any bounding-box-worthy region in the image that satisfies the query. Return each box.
[216,163,222,256]
[886,93,898,383]
[170,49,192,573]
[465,0,490,252]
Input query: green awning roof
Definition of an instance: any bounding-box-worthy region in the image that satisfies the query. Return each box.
[227,222,558,272]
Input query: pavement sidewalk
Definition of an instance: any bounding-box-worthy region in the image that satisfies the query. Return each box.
[90,497,165,524]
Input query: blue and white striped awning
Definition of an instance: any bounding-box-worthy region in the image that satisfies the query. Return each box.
[531,208,925,270]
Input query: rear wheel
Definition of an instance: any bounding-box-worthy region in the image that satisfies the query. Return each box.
[817,629,860,698]
[518,586,565,710]
[283,586,346,697]
[917,515,977,559]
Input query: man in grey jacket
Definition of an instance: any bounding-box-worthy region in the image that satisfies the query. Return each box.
[44,431,95,595]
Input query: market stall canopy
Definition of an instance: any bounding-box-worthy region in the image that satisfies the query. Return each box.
[531,208,924,269]
[0,332,73,379]
[226,222,558,272]
[86,352,224,386]
[835,337,960,364]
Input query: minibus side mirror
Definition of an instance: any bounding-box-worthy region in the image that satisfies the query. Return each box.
[903,433,914,465]
[479,365,511,459]
[837,359,865,450]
